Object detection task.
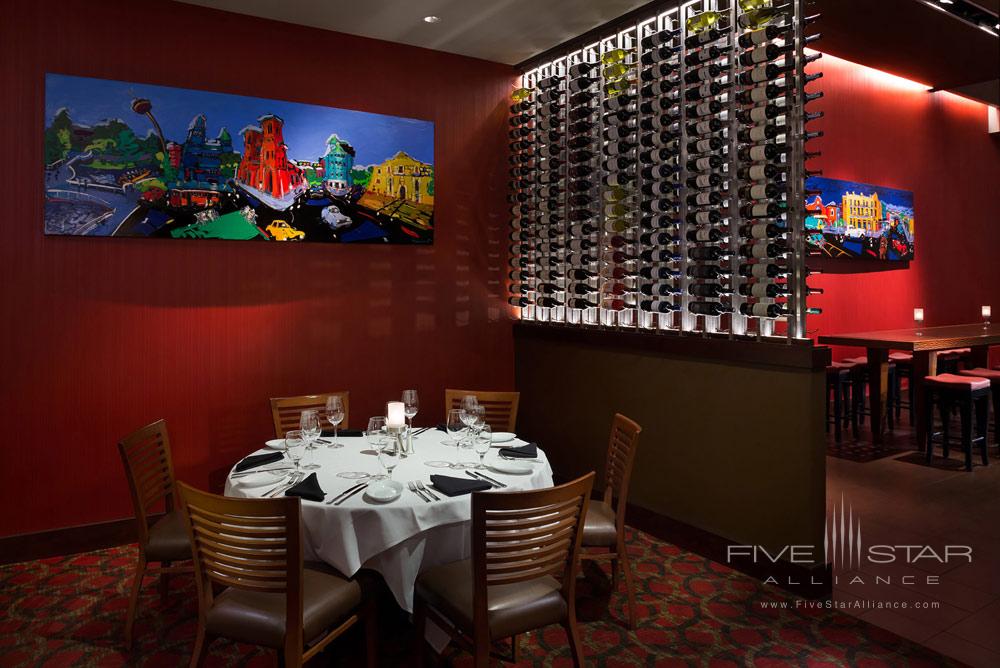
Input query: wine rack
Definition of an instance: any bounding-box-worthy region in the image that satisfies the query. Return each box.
[508,0,823,341]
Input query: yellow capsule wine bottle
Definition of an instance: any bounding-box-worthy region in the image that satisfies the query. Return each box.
[511,87,531,102]
[685,10,722,35]
[738,0,772,11]
[601,48,629,65]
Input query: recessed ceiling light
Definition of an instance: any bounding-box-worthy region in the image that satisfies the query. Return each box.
[423,15,440,23]
[939,0,953,4]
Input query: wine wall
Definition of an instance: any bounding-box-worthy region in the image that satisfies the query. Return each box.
[508,0,823,340]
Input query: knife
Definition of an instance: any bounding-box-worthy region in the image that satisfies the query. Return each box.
[466,470,507,489]
[266,472,303,497]
[326,482,366,505]
[334,483,369,505]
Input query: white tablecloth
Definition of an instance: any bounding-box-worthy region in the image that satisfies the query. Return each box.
[224,430,553,612]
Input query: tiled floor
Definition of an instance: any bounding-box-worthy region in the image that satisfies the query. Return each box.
[827,415,1000,668]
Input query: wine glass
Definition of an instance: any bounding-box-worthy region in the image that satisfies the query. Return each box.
[473,424,492,469]
[299,409,321,470]
[377,436,399,481]
[325,396,345,449]
[367,417,387,479]
[285,430,305,476]
[402,389,419,433]
[446,408,465,467]
[460,395,479,447]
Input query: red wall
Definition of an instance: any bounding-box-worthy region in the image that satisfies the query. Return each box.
[0,1,516,536]
[809,53,1000,362]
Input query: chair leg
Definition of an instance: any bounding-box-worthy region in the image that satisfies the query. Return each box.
[833,378,843,443]
[887,367,896,432]
[975,395,989,467]
[562,613,585,668]
[992,389,1000,449]
[894,369,902,422]
[125,554,146,650]
[940,399,951,458]
[473,631,491,668]
[850,378,860,440]
[925,390,936,464]
[364,600,378,668]
[619,544,637,630]
[189,625,211,668]
[413,597,427,668]
[159,561,171,605]
[610,556,619,589]
[511,634,520,662]
[960,400,973,472]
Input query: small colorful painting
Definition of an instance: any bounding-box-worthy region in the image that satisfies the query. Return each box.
[43,73,434,243]
[805,177,914,261]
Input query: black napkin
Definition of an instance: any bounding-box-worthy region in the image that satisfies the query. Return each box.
[430,474,492,497]
[322,428,364,437]
[285,473,325,502]
[498,443,538,459]
[436,423,447,432]
[234,451,285,472]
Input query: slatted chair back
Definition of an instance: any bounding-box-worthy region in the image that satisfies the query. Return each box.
[177,482,304,637]
[444,389,520,432]
[118,419,177,548]
[270,391,350,438]
[604,414,641,519]
[471,472,594,635]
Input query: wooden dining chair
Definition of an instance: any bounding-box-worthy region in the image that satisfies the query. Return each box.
[444,389,520,432]
[269,391,350,437]
[176,482,376,668]
[413,472,594,668]
[117,419,193,650]
[580,413,642,629]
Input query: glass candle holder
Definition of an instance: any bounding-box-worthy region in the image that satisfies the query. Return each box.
[914,308,924,336]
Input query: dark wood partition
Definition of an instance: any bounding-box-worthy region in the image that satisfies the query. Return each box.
[514,322,831,592]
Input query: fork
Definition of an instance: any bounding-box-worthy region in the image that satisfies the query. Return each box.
[416,480,440,501]
[265,472,303,498]
[408,481,431,502]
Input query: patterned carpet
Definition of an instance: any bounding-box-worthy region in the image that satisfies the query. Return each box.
[0,529,955,667]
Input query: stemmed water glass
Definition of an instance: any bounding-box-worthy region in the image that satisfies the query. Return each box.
[377,435,399,481]
[325,396,345,449]
[367,417,387,479]
[460,395,479,448]
[402,390,419,434]
[446,408,465,467]
[299,409,321,470]
[285,430,305,476]
[473,424,492,469]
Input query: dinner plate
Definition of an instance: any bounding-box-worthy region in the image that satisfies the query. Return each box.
[365,479,403,503]
[231,470,289,488]
[265,439,286,450]
[491,432,517,443]
[489,461,533,475]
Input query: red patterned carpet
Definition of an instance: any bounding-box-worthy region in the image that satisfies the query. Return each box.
[0,529,955,667]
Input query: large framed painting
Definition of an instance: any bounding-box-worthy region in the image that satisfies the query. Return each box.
[43,73,434,243]
[805,176,914,261]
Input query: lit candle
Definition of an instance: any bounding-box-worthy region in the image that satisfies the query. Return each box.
[983,306,991,320]
[386,401,406,429]
[913,308,924,324]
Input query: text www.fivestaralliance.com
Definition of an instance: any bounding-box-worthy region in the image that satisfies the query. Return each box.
[759,600,940,611]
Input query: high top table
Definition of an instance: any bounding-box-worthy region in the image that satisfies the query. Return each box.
[819,323,999,446]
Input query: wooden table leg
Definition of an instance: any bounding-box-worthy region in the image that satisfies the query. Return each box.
[867,348,889,445]
[969,345,989,369]
[913,351,937,448]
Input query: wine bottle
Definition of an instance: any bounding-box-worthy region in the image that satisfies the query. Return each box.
[642,164,679,180]
[641,62,679,81]
[568,62,596,77]
[604,125,637,141]
[509,230,531,242]
[687,245,730,261]
[603,186,631,202]
[739,3,793,30]
[687,172,722,189]
[568,120,594,135]
[639,148,674,163]
[639,114,679,132]
[639,266,679,280]
[510,256,530,268]
[687,100,723,117]
[684,44,727,67]
[687,155,723,172]
[508,127,533,139]
[567,106,594,123]
[639,199,676,214]
[686,226,725,243]
[640,283,680,297]
[604,218,628,234]
[602,63,632,80]
[604,79,635,97]
[640,46,677,65]
[566,283,596,295]
[569,149,595,163]
[508,269,531,281]
[508,113,532,127]
[738,162,785,181]
[641,80,680,97]
[603,170,637,187]
[738,184,782,201]
[606,141,637,157]
[688,118,724,135]
[737,83,789,105]
[640,249,680,263]
[740,302,784,318]
[738,124,781,143]
[508,191,530,203]
[688,136,724,154]
[568,268,598,280]
[686,10,723,35]
[568,164,594,178]
[639,133,678,150]
[601,48,630,64]
[508,296,531,307]
[534,281,566,294]
[689,282,731,298]
[510,203,530,216]
[689,301,732,316]
[537,213,563,225]
[739,42,793,68]
[685,80,728,102]
[739,241,784,259]
[640,299,678,313]
[537,199,562,213]
[739,262,782,278]
[536,184,562,199]
[569,223,598,236]
[738,282,786,298]
[537,89,564,104]
[738,103,784,124]
[687,264,731,279]
[739,62,796,86]
[567,193,593,207]
[740,201,785,219]
[687,191,723,207]
[686,209,722,226]
[639,231,677,245]
[641,29,678,49]
[536,296,565,308]
[641,181,675,196]
[509,242,530,255]
[640,215,680,230]
[737,143,788,162]
[684,24,730,48]
[569,90,597,106]
[604,94,636,111]
[565,252,598,265]
[639,98,677,114]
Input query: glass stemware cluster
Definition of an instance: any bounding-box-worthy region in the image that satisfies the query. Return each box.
[450,395,491,468]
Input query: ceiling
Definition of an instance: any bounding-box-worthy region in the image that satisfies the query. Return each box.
[175,0,655,66]
[177,0,998,104]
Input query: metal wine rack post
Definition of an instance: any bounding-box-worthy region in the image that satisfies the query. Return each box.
[677,0,697,333]
[524,69,539,324]
[727,0,746,337]
[662,7,682,333]
[788,0,808,340]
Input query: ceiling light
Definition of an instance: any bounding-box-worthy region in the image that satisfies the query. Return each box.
[938,0,953,4]
[423,15,440,23]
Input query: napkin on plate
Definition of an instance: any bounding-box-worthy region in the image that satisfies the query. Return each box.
[234,451,285,473]
[430,474,492,497]
[498,443,538,459]
[322,428,364,437]
[285,473,325,502]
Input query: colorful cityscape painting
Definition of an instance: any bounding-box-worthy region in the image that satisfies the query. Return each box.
[805,176,914,261]
[43,74,434,243]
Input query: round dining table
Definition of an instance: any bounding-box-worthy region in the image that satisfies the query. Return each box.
[224,429,554,613]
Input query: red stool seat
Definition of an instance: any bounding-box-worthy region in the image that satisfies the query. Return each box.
[925,373,990,391]
[960,368,1000,382]
[938,348,971,358]
[830,361,858,370]
[843,356,867,365]
[889,352,913,362]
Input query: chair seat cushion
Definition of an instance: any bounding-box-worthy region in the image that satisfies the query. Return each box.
[925,373,990,391]
[145,510,192,563]
[581,500,618,547]
[960,368,1000,382]
[205,562,362,648]
[842,356,867,365]
[938,348,971,357]
[415,559,566,640]
[889,352,913,362]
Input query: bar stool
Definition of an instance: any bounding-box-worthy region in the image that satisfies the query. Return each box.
[959,368,1000,448]
[889,352,914,426]
[842,356,897,431]
[937,348,971,374]
[924,373,990,471]
[826,361,857,443]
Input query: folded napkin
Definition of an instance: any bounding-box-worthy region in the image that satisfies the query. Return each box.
[498,442,538,459]
[285,473,325,502]
[234,451,285,473]
[430,474,492,497]
[322,428,364,437]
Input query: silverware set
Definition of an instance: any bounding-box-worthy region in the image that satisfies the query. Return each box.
[230,466,294,479]
[411,427,432,437]
[408,480,440,502]
[327,482,369,505]
[466,470,507,488]
[263,471,304,497]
